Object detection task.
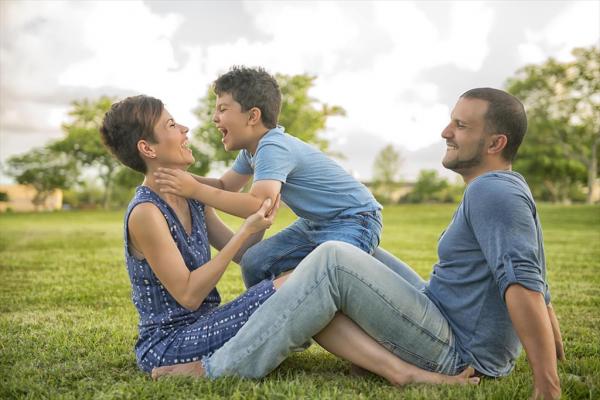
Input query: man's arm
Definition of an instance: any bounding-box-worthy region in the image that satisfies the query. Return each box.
[155,168,281,218]
[505,284,561,400]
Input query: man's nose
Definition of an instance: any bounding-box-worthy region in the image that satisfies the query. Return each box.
[441,124,452,139]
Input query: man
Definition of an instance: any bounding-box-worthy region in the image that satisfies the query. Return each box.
[154,88,563,399]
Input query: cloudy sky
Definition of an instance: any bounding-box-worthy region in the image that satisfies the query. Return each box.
[1,0,598,183]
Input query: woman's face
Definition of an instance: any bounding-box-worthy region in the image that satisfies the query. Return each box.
[151,108,194,168]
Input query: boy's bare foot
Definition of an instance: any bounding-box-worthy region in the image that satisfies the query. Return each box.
[151,361,204,380]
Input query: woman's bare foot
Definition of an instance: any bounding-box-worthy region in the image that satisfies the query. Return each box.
[389,366,480,387]
[151,361,204,380]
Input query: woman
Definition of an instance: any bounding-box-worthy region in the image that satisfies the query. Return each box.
[100,95,477,387]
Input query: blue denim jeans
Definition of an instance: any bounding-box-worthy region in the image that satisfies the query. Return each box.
[240,210,382,288]
[203,241,466,378]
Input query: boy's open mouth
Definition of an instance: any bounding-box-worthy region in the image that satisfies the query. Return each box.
[219,128,229,142]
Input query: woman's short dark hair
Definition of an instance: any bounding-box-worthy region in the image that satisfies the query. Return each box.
[460,88,527,162]
[100,95,163,173]
[213,66,281,129]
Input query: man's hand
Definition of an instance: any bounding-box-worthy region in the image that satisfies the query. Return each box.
[547,303,566,362]
[155,168,200,199]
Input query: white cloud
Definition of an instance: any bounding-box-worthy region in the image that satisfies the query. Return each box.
[518,1,599,65]
[2,0,599,183]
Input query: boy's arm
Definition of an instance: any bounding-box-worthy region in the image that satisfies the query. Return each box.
[205,195,280,263]
[155,168,281,218]
[505,285,561,400]
[190,169,250,192]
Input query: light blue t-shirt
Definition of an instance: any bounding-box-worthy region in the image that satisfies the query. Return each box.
[232,127,381,221]
[424,171,550,377]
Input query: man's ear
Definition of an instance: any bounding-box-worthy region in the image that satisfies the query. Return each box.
[247,107,263,126]
[488,134,508,155]
[137,140,157,160]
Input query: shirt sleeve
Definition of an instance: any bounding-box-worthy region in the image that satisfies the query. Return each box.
[464,176,547,302]
[253,140,295,182]
[231,150,253,175]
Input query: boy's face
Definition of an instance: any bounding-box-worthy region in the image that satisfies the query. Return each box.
[213,92,253,151]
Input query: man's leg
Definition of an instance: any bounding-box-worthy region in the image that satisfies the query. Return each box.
[204,241,463,379]
[240,219,315,288]
[313,313,479,386]
[371,247,427,289]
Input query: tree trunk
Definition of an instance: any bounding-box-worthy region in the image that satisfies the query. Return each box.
[101,166,115,209]
[586,135,599,204]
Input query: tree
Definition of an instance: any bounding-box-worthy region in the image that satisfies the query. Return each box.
[373,144,403,184]
[193,73,346,170]
[507,46,600,203]
[402,170,462,204]
[50,97,119,209]
[6,147,78,209]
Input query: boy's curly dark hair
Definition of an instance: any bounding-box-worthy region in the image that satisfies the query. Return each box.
[214,66,281,129]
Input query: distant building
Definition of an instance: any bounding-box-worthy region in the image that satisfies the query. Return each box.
[0,184,63,212]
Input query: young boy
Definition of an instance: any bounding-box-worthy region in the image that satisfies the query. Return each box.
[155,66,382,288]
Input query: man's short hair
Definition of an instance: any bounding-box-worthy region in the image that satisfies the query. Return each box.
[460,88,527,161]
[100,95,163,173]
[213,66,281,129]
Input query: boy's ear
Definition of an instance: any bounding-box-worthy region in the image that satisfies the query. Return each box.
[137,140,157,159]
[247,107,262,126]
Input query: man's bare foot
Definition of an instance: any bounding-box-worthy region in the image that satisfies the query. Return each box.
[389,366,480,387]
[349,363,373,377]
[151,361,204,380]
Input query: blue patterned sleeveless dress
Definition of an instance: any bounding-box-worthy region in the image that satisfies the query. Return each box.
[124,186,275,372]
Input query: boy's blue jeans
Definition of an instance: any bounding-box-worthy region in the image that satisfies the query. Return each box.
[240,210,382,287]
[203,241,466,379]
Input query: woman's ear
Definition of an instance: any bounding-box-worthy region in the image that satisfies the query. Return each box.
[137,140,157,159]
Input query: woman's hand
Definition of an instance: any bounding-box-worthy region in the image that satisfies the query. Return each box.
[241,195,281,234]
[155,168,199,198]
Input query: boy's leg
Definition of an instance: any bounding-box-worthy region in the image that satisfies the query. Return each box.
[204,241,463,379]
[240,218,315,288]
[309,210,382,255]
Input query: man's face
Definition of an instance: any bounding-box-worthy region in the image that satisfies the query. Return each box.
[441,97,490,176]
[212,92,252,151]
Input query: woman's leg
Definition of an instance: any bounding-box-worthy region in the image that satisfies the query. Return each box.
[152,273,291,380]
[314,313,479,386]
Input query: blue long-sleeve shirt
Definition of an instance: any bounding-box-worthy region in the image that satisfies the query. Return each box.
[425,171,550,377]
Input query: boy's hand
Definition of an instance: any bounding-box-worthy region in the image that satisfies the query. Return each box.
[155,168,199,198]
[241,195,281,234]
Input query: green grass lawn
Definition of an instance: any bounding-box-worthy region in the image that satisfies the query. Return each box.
[1,204,599,399]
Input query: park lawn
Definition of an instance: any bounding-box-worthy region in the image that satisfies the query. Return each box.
[0,204,598,399]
